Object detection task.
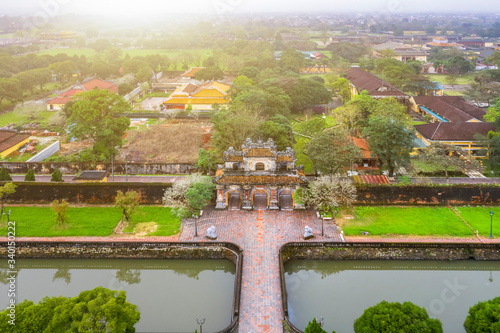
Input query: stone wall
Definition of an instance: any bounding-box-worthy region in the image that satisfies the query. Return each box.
[0,241,241,261]
[6,182,173,204]
[0,162,194,175]
[356,184,500,206]
[280,242,500,262]
[4,182,500,205]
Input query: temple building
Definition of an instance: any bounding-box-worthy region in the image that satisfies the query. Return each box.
[214,138,307,211]
[163,81,230,111]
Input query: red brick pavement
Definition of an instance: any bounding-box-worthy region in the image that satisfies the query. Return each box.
[180,208,342,333]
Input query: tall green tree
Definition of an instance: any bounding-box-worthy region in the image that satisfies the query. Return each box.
[464,296,500,332]
[163,174,215,217]
[30,68,52,91]
[211,106,263,155]
[195,66,224,81]
[354,301,442,333]
[0,182,16,221]
[48,60,76,82]
[346,90,378,121]
[51,199,69,227]
[186,181,216,212]
[364,116,416,177]
[330,77,351,104]
[328,42,369,63]
[115,190,140,222]
[118,83,135,96]
[419,142,480,179]
[287,77,331,111]
[334,104,362,136]
[0,167,12,181]
[279,49,306,72]
[305,127,361,175]
[0,287,140,333]
[371,98,411,124]
[0,78,22,104]
[258,115,295,150]
[446,56,474,75]
[66,90,131,160]
[196,148,216,174]
[13,70,36,93]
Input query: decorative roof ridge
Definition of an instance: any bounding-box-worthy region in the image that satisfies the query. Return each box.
[276,147,296,157]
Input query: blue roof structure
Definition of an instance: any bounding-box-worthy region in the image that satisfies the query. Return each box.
[419,106,449,122]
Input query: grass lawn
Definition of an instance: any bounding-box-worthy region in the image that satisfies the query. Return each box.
[424,74,473,85]
[294,137,314,174]
[341,206,474,237]
[0,109,59,128]
[411,121,427,126]
[410,159,461,174]
[453,206,500,237]
[122,207,181,236]
[0,206,181,237]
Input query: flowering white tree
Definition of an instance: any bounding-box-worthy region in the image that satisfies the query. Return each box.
[304,176,357,216]
[162,174,214,217]
[164,108,180,119]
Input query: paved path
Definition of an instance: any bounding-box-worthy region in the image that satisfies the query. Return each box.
[180,208,342,333]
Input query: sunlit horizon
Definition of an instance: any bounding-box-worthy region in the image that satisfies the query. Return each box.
[2,0,500,19]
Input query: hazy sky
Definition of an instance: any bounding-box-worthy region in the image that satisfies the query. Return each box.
[2,0,500,17]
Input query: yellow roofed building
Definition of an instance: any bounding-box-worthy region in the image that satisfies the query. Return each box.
[163,81,230,111]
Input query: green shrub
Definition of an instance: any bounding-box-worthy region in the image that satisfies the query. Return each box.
[0,167,12,181]
[305,317,335,333]
[464,296,500,332]
[354,301,442,333]
[51,168,63,182]
[24,169,35,181]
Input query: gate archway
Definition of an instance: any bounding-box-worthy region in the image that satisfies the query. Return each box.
[279,190,293,211]
[226,191,242,210]
[252,190,268,210]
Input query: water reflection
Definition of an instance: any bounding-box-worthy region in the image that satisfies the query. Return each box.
[0,269,10,284]
[116,268,141,284]
[52,268,71,284]
[1,259,236,333]
[285,260,500,333]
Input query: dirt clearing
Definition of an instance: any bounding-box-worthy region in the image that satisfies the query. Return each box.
[120,119,212,163]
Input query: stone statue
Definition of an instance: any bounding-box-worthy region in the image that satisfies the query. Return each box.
[206,226,217,239]
[303,226,313,239]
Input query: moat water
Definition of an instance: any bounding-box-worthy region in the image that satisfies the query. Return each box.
[1,259,236,333]
[285,260,500,333]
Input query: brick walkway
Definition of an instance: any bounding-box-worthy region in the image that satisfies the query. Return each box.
[180,208,342,333]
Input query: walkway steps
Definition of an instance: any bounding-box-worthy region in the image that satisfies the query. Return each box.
[179,209,342,332]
